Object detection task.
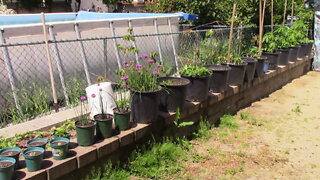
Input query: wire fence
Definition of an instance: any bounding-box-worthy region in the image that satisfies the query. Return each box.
[0,24,301,127]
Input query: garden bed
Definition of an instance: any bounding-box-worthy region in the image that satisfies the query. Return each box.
[0,56,312,180]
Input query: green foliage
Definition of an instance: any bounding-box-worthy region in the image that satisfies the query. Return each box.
[219,114,238,129]
[129,140,185,179]
[66,77,87,107]
[50,120,75,137]
[86,162,130,180]
[173,108,194,128]
[0,136,17,149]
[180,65,211,77]
[262,32,278,53]
[193,118,212,139]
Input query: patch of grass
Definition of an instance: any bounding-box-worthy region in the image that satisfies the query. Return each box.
[236,151,246,158]
[207,147,220,154]
[193,118,212,139]
[224,167,244,176]
[291,104,302,115]
[86,162,130,180]
[190,153,210,163]
[218,131,229,137]
[219,115,238,129]
[129,140,185,179]
[240,112,263,126]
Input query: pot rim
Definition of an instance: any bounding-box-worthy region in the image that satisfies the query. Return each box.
[0,157,16,168]
[75,119,96,128]
[113,108,131,114]
[158,76,190,87]
[22,147,44,157]
[130,87,162,94]
[204,64,231,71]
[180,73,212,79]
[222,62,248,66]
[0,147,21,156]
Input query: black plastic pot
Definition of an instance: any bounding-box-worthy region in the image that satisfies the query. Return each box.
[262,51,280,70]
[298,43,308,59]
[204,65,231,93]
[131,89,161,124]
[305,43,313,57]
[158,77,190,112]
[181,74,211,102]
[296,45,303,59]
[222,62,247,86]
[243,58,257,82]
[255,56,268,77]
[277,49,290,65]
[288,46,299,62]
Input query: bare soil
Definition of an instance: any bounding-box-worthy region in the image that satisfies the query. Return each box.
[178,71,320,179]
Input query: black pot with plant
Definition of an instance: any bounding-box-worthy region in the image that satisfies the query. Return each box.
[158,76,190,112]
[204,65,230,93]
[243,47,268,77]
[180,65,212,102]
[222,57,247,86]
[242,57,257,82]
[277,49,290,65]
[75,96,96,146]
[288,46,299,62]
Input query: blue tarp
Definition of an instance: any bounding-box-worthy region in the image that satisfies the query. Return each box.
[0,11,198,26]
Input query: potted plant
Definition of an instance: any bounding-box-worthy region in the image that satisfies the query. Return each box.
[50,120,75,139]
[49,137,70,160]
[204,64,231,93]
[0,147,21,170]
[222,56,248,86]
[0,157,15,180]
[242,46,268,77]
[289,20,310,59]
[158,76,190,112]
[22,147,44,172]
[262,31,281,70]
[119,53,162,124]
[75,96,96,146]
[113,85,131,131]
[180,65,212,102]
[272,26,291,66]
[91,87,114,139]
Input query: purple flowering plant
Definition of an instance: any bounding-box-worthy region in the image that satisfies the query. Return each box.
[117,52,162,92]
[91,86,108,118]
[76,96,91,126]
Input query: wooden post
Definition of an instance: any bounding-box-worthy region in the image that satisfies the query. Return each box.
[41,12,59,111]
[259,0,267,56]
[227,0,237,62]
[291,0,294,24]
[283,0,288,24]
[271,0,274,32]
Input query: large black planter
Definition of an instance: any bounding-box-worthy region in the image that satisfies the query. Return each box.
[131,89,161,124]
[262,51,280,70]
[158,77,190,112]
[298,43,308,59]
[296,45,303,60]
[181,74,211,102]
[222,62,247,86]
[277,49,290,65]
[305,43,313,57]
[288,46,299,62]
[243,58,257,82]
[205,65,231,93]
[256,56,267,77]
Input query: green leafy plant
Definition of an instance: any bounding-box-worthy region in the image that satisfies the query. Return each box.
[75,96,90,126]
[180,65,211,77]
[263,32,277,53]
[50,120,75,137]
[0,136,17,149]
[193,117,212,140]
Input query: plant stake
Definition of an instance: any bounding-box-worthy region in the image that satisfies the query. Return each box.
[227,0,237,62]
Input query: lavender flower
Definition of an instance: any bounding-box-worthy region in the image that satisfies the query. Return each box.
[138,55,143,59]
[136,64,143,68]
[157,64,162,68]
[80,96,87,101]
[91,94,96,98]
[99,88,103,92]
[122,76,129,80]
[152,71,158,75]
[143,54,148,58]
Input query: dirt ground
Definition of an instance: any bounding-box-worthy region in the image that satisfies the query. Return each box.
[178,71,320,180]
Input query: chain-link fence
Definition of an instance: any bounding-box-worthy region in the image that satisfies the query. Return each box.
[0,24,292,127]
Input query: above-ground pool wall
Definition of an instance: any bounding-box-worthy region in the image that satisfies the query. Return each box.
[0,17,179,106]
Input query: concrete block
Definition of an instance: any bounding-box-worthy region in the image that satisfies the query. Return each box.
[75,146,97,168]
[46,157,77,180]
[94,137,119,159]
[131,123,152,141]
[116,129,135,147]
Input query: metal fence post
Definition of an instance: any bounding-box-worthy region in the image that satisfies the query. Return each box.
[0,29,21,111]
[128,20,140,64]
[74,23,92,85]
[110,21,122,70]
[168,18,179,71]
[49,25,70,106]
[154,18,164,63]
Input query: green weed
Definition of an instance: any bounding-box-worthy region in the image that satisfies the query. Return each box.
[220,115,238,129]
[193,118,212,139]
[292,104,302,114]
[86,162,130,180]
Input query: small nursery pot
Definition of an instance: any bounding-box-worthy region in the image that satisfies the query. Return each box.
[94,114,113,139]
[277,49,290,66]
[288,46,299,62]
[305,43,313,57]
[22,147,44,172]
[131,88,161,124]
[0,147,21,170]
[26,138,47,149]
[158,76,190,112]
[114,109,131,131]
[204,65,231,93]
[0,156,16,180]
[181,74,211,102]
[262,51,280,70]
[50,137,70,160]
[222,62,247,86]
[75,120,96,146]
[243,57,257,82]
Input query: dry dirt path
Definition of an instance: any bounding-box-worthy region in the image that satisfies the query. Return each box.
[178,71,320,180]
